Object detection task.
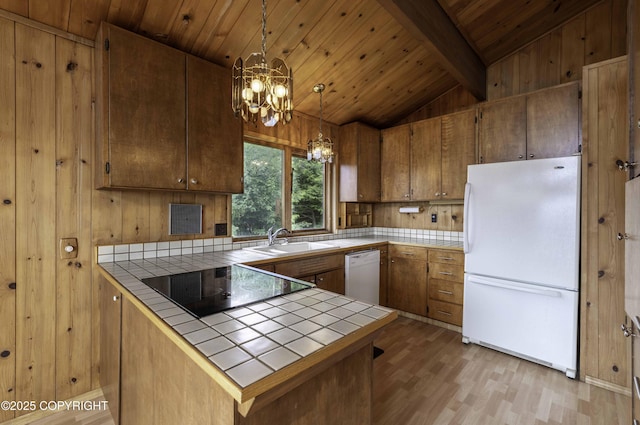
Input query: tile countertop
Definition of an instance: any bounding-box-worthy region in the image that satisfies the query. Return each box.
[97,236,461,397]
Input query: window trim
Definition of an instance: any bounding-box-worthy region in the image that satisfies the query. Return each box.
[232,139,334,241]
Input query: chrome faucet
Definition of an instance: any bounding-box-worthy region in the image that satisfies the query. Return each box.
[267,226,290,246]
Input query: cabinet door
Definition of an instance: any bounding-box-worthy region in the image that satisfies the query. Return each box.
[379,246,389,307]
[478,96,526,163]
[187,56,243,193]
[99,277,121,424]
[316,268,345,295]
[441,109,477,199]
[411,118,441,201]
[388,257,427,316]
[103,24,187,190]
[339,123,381,202]
[526,83,580,159]
[381,125,411,201]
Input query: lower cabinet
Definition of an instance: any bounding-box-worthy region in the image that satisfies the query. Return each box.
[387,245,428,316]
[427,249,464,326]
[379,244,389,306]
[274,253,345,295]
[99,276,122,424]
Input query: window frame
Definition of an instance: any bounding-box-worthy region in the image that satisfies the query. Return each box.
[232,138,334,241]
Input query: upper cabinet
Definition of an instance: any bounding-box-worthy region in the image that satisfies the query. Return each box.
[381,124,412,201]
[339,122,381,202]
[381,110,476,201]
[441,109,477,199]
[95,23,243,193]
[479,82,580,163]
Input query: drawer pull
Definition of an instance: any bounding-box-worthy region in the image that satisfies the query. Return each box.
[436,310,452,316]
[438,271,453,276]
[438,257,455,261]
[635,376,640,399]
[437,290,454,295]
[634,420,639,425]
[401,252,415,256]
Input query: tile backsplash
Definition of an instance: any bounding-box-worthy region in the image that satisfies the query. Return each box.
[97,227,463,263]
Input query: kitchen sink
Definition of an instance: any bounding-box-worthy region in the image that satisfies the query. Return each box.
[244,241,338,256]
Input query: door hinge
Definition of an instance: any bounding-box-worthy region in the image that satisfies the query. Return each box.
[578,89,582,99]
[104,38,110,51]
[105,162,110,174]
[474,116,478,124]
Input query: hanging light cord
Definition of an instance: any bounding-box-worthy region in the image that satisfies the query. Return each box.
[318,88,323,136]
[261,0,267,58]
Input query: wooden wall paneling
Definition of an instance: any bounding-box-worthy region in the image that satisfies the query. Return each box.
[92,190,123,245]
[611,0,628,58]
[561,14,586,83]
[0,1,27,17]
[633,0,640,177]
[585,1,614,66]
[535,28,562,89]
[14,23,57,409]
[120,191,151,243]
[486,54,520,100]
[0,15,16,423]
[517,41,539,94]
[54,37,93,400]
[67,0,110,40]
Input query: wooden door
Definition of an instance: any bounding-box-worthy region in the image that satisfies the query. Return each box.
[478,96,526,163]
[388,257,427,316]
[581,57,629,388]
[187,56,243,193]
[338,123,380,202]
[102,24,186,190]
[381,125,411,201]
[410,117,441,201]
[441,109,477,199]
[99,277,121,424]
[626,177,640,421]
[526,82,580,159]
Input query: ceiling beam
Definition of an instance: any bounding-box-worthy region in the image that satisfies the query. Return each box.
[376,0,486,101]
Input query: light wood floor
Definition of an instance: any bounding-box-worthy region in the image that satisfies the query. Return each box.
[373,317,631,425]
[7,317,631,425]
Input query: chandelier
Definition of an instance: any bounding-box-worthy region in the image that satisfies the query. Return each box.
[307,83,334,163]
[232,0,293,127]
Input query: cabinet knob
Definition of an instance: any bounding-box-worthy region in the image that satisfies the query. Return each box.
[442,192,447,197]
[113,295,120,302]
[358,194,363,198]
[435,192,440,197]
[518,155,524,159]
[617,232,629,240]
[404,194,410,198]
[529,154,535,158]
[190,178,198,185]
[177,178,185,183]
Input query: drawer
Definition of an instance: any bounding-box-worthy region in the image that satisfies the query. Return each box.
[275,253,344,278]
[428,249,464,265]
[429,263,463,282]
[428,300,462,326]
[389,244,428,261]
[428,279,463,304]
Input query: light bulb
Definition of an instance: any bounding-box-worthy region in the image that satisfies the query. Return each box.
[249,104,259,114]
[274,84,287,98]
[251,78,265,93]
[242,88,253,100]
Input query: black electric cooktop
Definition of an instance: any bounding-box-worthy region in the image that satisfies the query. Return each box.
[141,264,312,318]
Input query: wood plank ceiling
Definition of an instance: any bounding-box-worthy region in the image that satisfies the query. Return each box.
[3,0,603,127]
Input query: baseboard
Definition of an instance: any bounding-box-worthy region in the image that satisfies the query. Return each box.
[584,376,632,397]
[397,310,462,333]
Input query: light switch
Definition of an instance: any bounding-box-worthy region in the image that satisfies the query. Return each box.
[60,238,78,259]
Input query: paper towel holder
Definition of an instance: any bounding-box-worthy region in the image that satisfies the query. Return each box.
[398,206,423,214]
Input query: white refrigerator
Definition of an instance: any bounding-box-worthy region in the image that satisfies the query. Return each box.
[462,155,581,378]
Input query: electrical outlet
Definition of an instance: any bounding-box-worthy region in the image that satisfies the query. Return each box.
[431,214,437,223]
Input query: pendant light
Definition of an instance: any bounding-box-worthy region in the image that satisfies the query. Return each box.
[232,0,293,127]
[307,83,334,163]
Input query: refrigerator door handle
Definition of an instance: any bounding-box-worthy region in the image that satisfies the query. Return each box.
[469,276,562,298]
[463,182,471,253]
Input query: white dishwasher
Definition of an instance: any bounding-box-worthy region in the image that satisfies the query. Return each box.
[345,250,380,304]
